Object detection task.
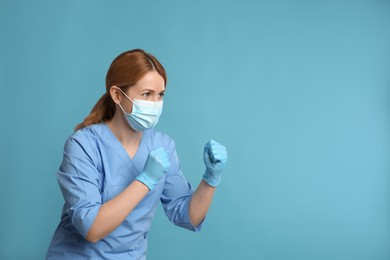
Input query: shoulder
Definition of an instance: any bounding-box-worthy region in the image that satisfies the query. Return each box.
[63,124,103,157]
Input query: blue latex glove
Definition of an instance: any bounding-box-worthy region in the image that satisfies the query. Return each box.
[202,140,228,187]
[136,147,171,190]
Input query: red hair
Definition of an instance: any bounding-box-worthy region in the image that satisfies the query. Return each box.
[75,49,167,131]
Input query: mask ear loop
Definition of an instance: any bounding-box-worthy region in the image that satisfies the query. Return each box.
[116,87,135,104]
[113,87,135,115]
[117,103,129,115]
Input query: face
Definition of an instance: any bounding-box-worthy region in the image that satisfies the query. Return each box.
[111,71,165,113]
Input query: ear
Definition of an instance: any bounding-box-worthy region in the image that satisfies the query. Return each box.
[109,86,122,104]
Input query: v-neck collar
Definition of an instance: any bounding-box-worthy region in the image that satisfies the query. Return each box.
[102,123,149,172]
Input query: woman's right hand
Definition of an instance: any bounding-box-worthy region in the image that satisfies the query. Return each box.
[136,147,171,190]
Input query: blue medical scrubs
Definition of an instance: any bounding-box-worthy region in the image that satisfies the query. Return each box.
[46,123,202,259]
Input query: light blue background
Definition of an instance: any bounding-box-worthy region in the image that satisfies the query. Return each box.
[1,0,390,259]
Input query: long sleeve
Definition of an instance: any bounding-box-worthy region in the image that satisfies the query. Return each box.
[56,136,103,238]
[160,140,204,232]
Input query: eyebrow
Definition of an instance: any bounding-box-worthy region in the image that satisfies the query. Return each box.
[142,89,165,93]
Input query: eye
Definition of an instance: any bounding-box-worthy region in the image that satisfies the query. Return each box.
[159,92,165,97]
[142,92,151,97]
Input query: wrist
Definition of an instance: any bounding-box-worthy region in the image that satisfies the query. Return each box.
[202,169,221,187]
[136,172,156,191]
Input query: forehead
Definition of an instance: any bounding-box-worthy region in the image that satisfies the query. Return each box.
[132,71,165,91]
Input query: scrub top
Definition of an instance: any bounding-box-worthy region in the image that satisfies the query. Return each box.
[46,123,202,259]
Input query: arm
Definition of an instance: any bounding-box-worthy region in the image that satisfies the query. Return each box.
[189,180,216,226]
[86,180,149,242]
[86,147,170,242]
[58,136,170,243]
[160,139,227,231]
[189,140,227,226]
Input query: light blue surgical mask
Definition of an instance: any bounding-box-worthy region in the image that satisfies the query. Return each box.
[117,88,163,131]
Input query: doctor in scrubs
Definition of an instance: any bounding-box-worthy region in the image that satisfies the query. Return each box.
[46,49,228,259]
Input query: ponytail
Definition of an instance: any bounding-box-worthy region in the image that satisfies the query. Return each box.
[74,92,115,131]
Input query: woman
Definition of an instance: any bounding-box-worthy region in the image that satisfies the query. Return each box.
[46,49,228,259]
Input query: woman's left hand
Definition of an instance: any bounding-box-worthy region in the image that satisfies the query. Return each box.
[202,140,227,187]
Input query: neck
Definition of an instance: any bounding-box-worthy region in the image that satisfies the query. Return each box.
[108,111,142,146]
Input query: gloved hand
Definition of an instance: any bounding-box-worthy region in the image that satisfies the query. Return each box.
[202,140,228,187]
[136,147,171,190]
